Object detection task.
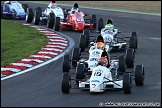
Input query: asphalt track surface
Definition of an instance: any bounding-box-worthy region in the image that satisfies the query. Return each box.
[1,1,161,107]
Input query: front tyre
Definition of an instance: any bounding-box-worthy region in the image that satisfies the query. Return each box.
[33,11,40,25]
[123,73,132,94]
[61,72,71,93]
[47,12,55,28]
[26,8,33,23]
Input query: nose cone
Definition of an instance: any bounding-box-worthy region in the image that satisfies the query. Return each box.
[77,23,84,31]
[90,83,102,92]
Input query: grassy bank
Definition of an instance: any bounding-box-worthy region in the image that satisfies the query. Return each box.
[32,1,161,14]
[57,1,161,14]
[1,19,48,67]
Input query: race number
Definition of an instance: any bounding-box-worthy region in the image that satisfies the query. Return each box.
[94,69,102,76]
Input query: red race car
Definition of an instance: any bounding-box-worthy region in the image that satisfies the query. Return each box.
[54,9,97,32]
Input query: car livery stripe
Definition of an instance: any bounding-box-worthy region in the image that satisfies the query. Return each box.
[1,23,70,79]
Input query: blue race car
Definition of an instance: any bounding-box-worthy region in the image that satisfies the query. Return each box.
[1,1,28,19]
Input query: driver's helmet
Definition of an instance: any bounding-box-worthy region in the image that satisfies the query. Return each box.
[6,1,12,4]
[98,57,108,66]
[51,3,57,8]
[105,23,114,31]
[107,18,113,24]
[74,3,79,8]
[95,42,104,50]
[71,7,78,13]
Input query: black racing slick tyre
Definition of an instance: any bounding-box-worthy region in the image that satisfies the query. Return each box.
[83,30,90,47]
[47,12,54,28]
[63,55,70,72]
[131,31,138,49]
[119,55,126,72]
[135,65,144,86]
[98,18,104,32]
[76,63,85,84]
[123,73,132,94]
[54,17,60,31]
[33,11,40,25]
[71,48,81,67]
[61,72,71,93]
[129,36,136,52]
[26,8,33,23]
[79,35,86,52]
[126,48,134,68]
[35,7,42,16]
[22,4,28,13]
[90,14,97,29]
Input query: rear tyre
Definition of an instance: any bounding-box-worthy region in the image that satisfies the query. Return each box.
[54,17,60,31]
[129,36,136,52]
[131,32,138,49]
[98,18,104,31]
[22,4,28,13]
[90,14,97,29]
[135,65,144,86]
[35,7,42,16]
[83,30,90,47]
[63,55,70,72]
[79,35,86,52]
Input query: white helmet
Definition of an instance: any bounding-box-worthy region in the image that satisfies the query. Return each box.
[105,24,114,31]
[51,3,57,8]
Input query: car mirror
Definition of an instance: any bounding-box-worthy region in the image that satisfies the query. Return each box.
[90,42,95,46]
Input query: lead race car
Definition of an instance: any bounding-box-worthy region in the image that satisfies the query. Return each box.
[1,1,28,19]
[25,1,65,29]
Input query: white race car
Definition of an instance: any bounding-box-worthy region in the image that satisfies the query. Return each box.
[61,63,145,94]
[79,29,137,56]
[62,46,134,79]
[78,34,135,68]
[25,1,65,29]
[97,18,138,52]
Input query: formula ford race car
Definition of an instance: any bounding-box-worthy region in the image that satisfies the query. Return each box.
[1,1,28,19]
[97,18,138,52]
[61,57,144,94]
[62,45,134,76]
[79,29,137,55]
[51,2,97,32]
[53,9,97,32]
[25,1,65,30]
[54,8,97,32]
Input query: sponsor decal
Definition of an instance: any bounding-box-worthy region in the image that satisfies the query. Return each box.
[91,80,100,82]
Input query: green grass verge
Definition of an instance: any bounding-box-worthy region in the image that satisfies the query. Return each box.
[1,19,49,67]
